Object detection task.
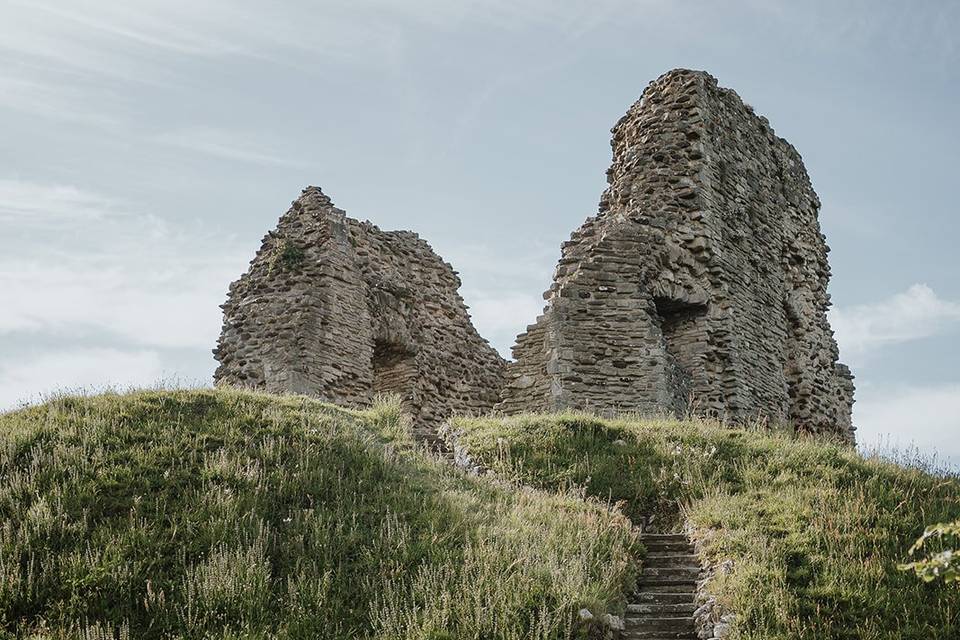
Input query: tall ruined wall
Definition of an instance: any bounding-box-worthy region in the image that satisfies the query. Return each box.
[214,187,505,440]
[498,69,854,440]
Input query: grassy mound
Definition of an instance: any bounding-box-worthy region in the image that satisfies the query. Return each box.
[0,390,638,639]
[452,412,960,640]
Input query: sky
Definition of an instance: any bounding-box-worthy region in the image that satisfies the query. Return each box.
[1,0,958,467]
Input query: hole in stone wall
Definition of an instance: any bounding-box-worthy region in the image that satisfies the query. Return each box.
[372,339,416,402]
[654,296,708,412]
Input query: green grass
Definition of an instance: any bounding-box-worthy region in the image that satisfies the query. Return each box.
[451,412,960,640]
[0,389,639,639]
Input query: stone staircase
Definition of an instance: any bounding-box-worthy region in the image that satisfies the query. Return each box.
[622,532,700,640]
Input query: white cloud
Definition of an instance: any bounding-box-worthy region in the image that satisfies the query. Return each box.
[0,0,639,133]
[151,128,304,168]
[443,240,557,358]
[0,347,165,410]
[462,290,546,359]
[855,383,960,470]
[0,179,247,350]
[830,284,960,365]
[0,72,129,127]
[0,0,634,85]
[0,178,123,224]
[0,259,238,350]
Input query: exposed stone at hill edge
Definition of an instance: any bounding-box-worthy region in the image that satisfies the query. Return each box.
[498,69,854,440]
[213,187,506,439]
[214,68,854,441]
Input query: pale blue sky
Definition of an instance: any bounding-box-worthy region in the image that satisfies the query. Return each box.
[1,1,958,466]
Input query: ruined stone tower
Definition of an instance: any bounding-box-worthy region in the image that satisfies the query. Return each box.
[213,187,505,439]
[497,69,855,440]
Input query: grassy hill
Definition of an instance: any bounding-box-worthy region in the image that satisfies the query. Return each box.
[451,412,960,640]
[2,390,958,639]
[0,390,637,639]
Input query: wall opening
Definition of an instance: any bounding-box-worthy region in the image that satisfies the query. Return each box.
[654,296,708,413]
[372,339,416,405]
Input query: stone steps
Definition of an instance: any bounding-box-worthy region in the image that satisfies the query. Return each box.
[623,530,702,640]
[432,451,709,638]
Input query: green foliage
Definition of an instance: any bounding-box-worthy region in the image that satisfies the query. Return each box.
[900,520,960,584]
[452,411,960,640]
[0,390,639,639]
[269,238,305,273]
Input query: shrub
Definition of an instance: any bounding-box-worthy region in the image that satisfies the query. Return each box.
[901,520,960,584]
[269,239,305,273]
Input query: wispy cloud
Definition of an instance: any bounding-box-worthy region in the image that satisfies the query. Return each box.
[0,178,123,225]
[0,258,240,350]
[855,382,960,468]
[444,240,557,358]
[151,128,305,168]
[461,290,545,358]
[830,284,960,365]
[0,347,164,410]
[0,179,247,350]
[0,71,128,127]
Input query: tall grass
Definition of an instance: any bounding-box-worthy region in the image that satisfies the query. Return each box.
[452,411,960,640]
[0,390,638,639]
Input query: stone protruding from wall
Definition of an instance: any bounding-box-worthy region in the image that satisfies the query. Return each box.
[214,187,506,440]
[498,69,855,441]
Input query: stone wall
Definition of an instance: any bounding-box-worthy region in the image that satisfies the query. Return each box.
[497,69,854,440]
[213,187,506,441]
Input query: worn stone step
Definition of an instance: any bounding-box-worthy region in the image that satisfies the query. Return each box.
[620,629,698,640]
[626,615,694,628]
[642,541,694,553]
[643,538,693,547]
[636,581,697,594]
[638,574,698,586]
[633,591,697,605]
[642,566,701,579]
[643,554,700,567]
[627,602,697,615]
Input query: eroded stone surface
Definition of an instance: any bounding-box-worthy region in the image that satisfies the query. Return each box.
[213,187,506,440]
[497,69,854,440]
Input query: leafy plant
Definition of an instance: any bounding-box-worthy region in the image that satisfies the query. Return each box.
[269,238,306,273]
[900,520,960,584]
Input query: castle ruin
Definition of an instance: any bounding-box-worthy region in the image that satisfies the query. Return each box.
[498,69,855,440]
[213,187,505,441]
[214,69,855,441]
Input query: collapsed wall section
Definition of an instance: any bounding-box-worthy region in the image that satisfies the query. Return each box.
[214,187,505,439]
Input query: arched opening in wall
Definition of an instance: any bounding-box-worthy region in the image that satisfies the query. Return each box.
[654,296,708,414]
[372,339,417,408]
